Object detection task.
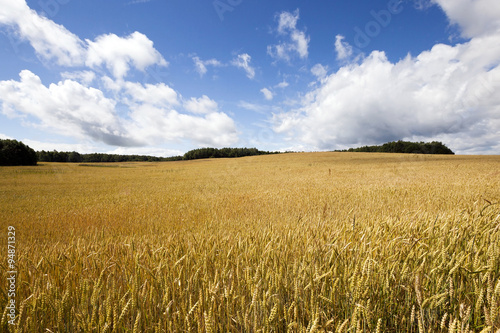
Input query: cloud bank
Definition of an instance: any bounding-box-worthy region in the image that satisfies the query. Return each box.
[0,70,238,147]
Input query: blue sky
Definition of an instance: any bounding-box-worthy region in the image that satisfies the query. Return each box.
[0,0,499,155]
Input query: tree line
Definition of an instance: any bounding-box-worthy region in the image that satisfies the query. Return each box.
[36,147,277,163]
[1,138,455,167]
[337,140,455,154]
[36,150,178,163]
[182,147,278,160]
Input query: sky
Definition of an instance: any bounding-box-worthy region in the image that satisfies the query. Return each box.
[0,0,499,156]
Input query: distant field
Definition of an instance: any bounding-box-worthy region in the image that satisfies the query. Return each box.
[1,153,499,332]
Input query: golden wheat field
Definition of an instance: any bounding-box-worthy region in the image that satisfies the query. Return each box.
[1,152,499,332]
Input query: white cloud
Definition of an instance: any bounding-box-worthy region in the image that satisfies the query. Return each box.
[193,57,208,77]
[106,78,238,147]
[310,64,328,79]
[192,56,222,77]
[0,0,86,66]
[0,71,239,148]
[290,30,309,59]
[277,10,299,34]
[270,1,500,154]
[260,88,274,101]
[335,35,353,60]
[121,81,179,108]
[86,32,167,79]
[0,70,138,146]
[273,31,500,153]
[432,0,500,38]
[0,1,167,78]
[127,105,238,147]
[275,80,289,89]
[231,53,255,79]
[184,95,219,114]
[268,9,310,61]
[0,1,239,149]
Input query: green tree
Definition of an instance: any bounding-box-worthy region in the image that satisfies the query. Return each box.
[68,151,83,163]
[0,139,37,166]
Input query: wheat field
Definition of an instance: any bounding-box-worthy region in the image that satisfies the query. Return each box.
[1,152,499,332]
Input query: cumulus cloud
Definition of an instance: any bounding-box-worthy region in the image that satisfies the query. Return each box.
[432,0,500,38]
[268,9,310,61]
[0,1,239,149]
[277,10,299,33]
[273,32,500,153]
[269,0,500,154]
[310,64,328,79]
[120,81,179,107]
[0,0,167,78]
[0,0,86,66]
[0,70,239,148]
[0,70,139,146]
[184,95,219,114]
[335,35,353,60]
[260,88,274,101]
[192,56,222,77]
[275,80,289,89]
[231,53,255,79]
[86,32,167,79]
[127,104,238,147]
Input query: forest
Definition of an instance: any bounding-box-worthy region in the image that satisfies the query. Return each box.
[35,147,277,163]
[35,150,178,163]
[338,140,455,154]
[182,147,278,160]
